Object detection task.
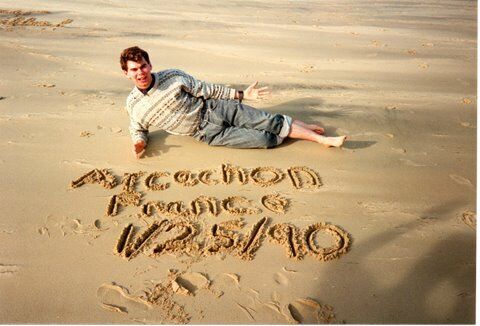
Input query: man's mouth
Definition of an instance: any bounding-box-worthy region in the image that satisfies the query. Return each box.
[138,76,147,83]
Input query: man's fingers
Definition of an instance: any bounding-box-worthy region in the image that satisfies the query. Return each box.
[135,149,145,159]
[134,141,146,152]
[133,141,146,159]
[258,88,271,99]
[244,82,272,101]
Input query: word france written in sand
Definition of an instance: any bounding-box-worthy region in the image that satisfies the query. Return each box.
[70,164,351,262]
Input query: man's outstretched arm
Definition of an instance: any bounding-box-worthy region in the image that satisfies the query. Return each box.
[179,69,271,102]
[181,70,235,100]
[129,118,149,159]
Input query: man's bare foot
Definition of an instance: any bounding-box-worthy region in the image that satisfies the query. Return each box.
[288,121,345,147]
[321,136,347,148]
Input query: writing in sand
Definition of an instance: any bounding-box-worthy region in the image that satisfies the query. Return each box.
[70,164,351,262]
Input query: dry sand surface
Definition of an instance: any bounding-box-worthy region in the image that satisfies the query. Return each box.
[0,0,476,324]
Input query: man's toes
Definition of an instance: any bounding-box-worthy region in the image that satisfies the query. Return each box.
[313,128,324,135]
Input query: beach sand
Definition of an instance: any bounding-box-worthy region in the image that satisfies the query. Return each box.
[0,0,476,323]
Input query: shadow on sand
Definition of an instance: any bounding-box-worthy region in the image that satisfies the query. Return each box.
[139,97,376,152]
[141,129,180,158]
[317,198,475,323]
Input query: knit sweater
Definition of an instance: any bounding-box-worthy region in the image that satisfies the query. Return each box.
[126,69,236,144]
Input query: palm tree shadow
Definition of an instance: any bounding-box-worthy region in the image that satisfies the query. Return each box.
[317,197,475,323]
[381,232,475,323]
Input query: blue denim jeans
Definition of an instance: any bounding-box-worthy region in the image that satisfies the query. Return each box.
[193,99,292,148]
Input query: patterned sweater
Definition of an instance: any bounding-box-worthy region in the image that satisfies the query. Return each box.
[126,69,236,143]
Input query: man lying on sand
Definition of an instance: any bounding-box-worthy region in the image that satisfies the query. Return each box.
[120,46,347,159]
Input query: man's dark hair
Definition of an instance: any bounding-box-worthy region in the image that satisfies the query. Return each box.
[120,46,150,71]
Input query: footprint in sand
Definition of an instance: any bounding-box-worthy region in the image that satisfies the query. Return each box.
[286,298,336,324]
[400,159,428,167]
[222,273,240,286]
[37,227,50,237]
[273,272,289,286]
[449,174,474,188]
[235,302,256,321]
[0,228,13,234]
[460,122,475,128]
[462,98,473,105]
[34,83,55,88]
[391,147,407,154]
[174,272,211,296]
[282,266,297,273]
[299,65,316,73]
[461,211,476,230]
[80,131,93,137]
[97,276,190,323]
[370,40,387,47]
[0,263,20,276]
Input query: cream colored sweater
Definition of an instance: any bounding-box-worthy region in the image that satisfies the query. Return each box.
[126,69,236,143]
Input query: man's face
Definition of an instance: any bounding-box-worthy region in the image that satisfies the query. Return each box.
[124,58,153,90]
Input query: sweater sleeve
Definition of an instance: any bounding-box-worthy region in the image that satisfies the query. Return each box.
[180,70,235,100]
[126,95,149,144]
[129,117,149,144]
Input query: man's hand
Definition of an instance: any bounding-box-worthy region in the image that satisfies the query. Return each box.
[244,81,271,101]
[133,140,146,159]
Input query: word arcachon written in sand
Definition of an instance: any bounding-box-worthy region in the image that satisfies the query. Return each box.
[69,164,351,263]
[70,164,322,191]
[70,164,321,217]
